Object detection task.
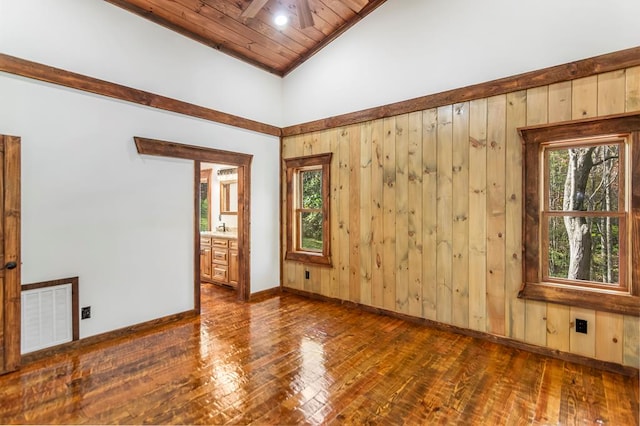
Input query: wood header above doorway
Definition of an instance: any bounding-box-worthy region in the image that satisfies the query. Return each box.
[134,137,253,166]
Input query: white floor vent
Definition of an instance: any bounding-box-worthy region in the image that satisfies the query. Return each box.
[21,282,73,354]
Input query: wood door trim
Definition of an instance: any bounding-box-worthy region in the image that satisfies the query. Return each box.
[0,53,281,137]
[1,135,21,374]
[134,137,252,304]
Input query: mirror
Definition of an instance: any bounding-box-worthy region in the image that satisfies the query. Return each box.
[220,180,238,214]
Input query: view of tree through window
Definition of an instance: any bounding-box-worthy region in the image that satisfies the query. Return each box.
[544,141,623,285]
[299,169,323,251]
[200,177,209,232]
[285,153,332,266]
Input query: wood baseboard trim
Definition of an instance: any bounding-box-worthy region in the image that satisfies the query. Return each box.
[282,287,639,377]
[21,309,198,365]
[249,286,282,302]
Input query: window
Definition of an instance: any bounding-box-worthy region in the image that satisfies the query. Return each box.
[284,153,332,266]
[200,169,211,232]
[519,113,639,316]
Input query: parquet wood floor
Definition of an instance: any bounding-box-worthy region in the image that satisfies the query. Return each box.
[0,284,637,425]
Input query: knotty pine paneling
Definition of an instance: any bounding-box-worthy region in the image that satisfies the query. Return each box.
[281,66,640,368]
[504,90,527,341]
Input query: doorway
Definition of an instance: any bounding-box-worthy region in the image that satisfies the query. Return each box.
[198,163,240,296]
[134,137,253,310]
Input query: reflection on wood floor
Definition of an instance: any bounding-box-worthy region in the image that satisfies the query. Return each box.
[1,283,638,425]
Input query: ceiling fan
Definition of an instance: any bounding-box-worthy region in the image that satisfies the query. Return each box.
[241,0,314,29]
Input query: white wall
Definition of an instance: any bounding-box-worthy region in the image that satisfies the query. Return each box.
[3,0,639,340]
[0,0,283,126]
[282,0,640,125]
[0,0,281,339]
[0,74,280,338]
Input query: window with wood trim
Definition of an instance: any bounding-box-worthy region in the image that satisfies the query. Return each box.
[284,153,332,266]
[519,113,639,316]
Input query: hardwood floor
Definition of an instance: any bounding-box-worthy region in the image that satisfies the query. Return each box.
[1,284,638,425]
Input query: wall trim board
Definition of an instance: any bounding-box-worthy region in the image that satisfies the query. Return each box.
[282,287,639,377]
[248,286,282,302]
[281,46,640,136]
[2,47,637,140]
[0,53,281,137]
[20,309,198,365]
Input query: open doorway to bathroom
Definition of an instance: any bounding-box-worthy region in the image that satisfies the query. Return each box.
[199,163,240,295]
[193,152,251,309]
[134,136,252,310]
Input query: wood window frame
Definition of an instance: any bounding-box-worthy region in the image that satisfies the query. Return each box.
[284,153,332,266]
[518,113,640,316]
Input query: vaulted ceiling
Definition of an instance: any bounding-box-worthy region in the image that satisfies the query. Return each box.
[105,0,387,76]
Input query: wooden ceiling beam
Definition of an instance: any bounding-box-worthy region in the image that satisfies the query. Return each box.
[297,0,314,29]
[240,0,270,19]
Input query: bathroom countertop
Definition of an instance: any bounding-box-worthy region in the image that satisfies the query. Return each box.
[201,230,237,239]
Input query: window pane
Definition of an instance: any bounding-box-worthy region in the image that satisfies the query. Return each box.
[547,216,620,285]
[301,170,322,209]
[200,181,209,231]
[300,212,323,251]
[547,144,620,212]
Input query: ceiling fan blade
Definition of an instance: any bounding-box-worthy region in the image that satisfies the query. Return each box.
[240,0,270,19]
[297,0,314,29]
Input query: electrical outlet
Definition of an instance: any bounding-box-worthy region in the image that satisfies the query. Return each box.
[575,318,587,334]
[305,270,310,280]
[81,306,91,320]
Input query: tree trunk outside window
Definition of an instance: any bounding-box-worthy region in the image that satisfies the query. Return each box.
[563,147,594,280]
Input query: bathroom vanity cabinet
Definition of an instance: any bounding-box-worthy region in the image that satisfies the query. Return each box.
[200,234,238,288]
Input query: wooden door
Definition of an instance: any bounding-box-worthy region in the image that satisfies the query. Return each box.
[0,135,21,375]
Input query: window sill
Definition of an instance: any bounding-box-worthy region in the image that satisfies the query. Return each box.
[518,282,640,316]
[285,251,332,267]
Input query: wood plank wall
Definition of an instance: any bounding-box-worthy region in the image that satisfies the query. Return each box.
[282,66,640,368]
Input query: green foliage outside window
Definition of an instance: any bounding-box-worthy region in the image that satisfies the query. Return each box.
[300,169,323,251]
[545,143,621,285]
[200,182,209,232]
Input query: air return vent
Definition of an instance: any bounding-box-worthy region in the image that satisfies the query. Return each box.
[21,278,78,354]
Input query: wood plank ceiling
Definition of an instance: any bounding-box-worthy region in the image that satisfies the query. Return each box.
[105,0,388,76]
